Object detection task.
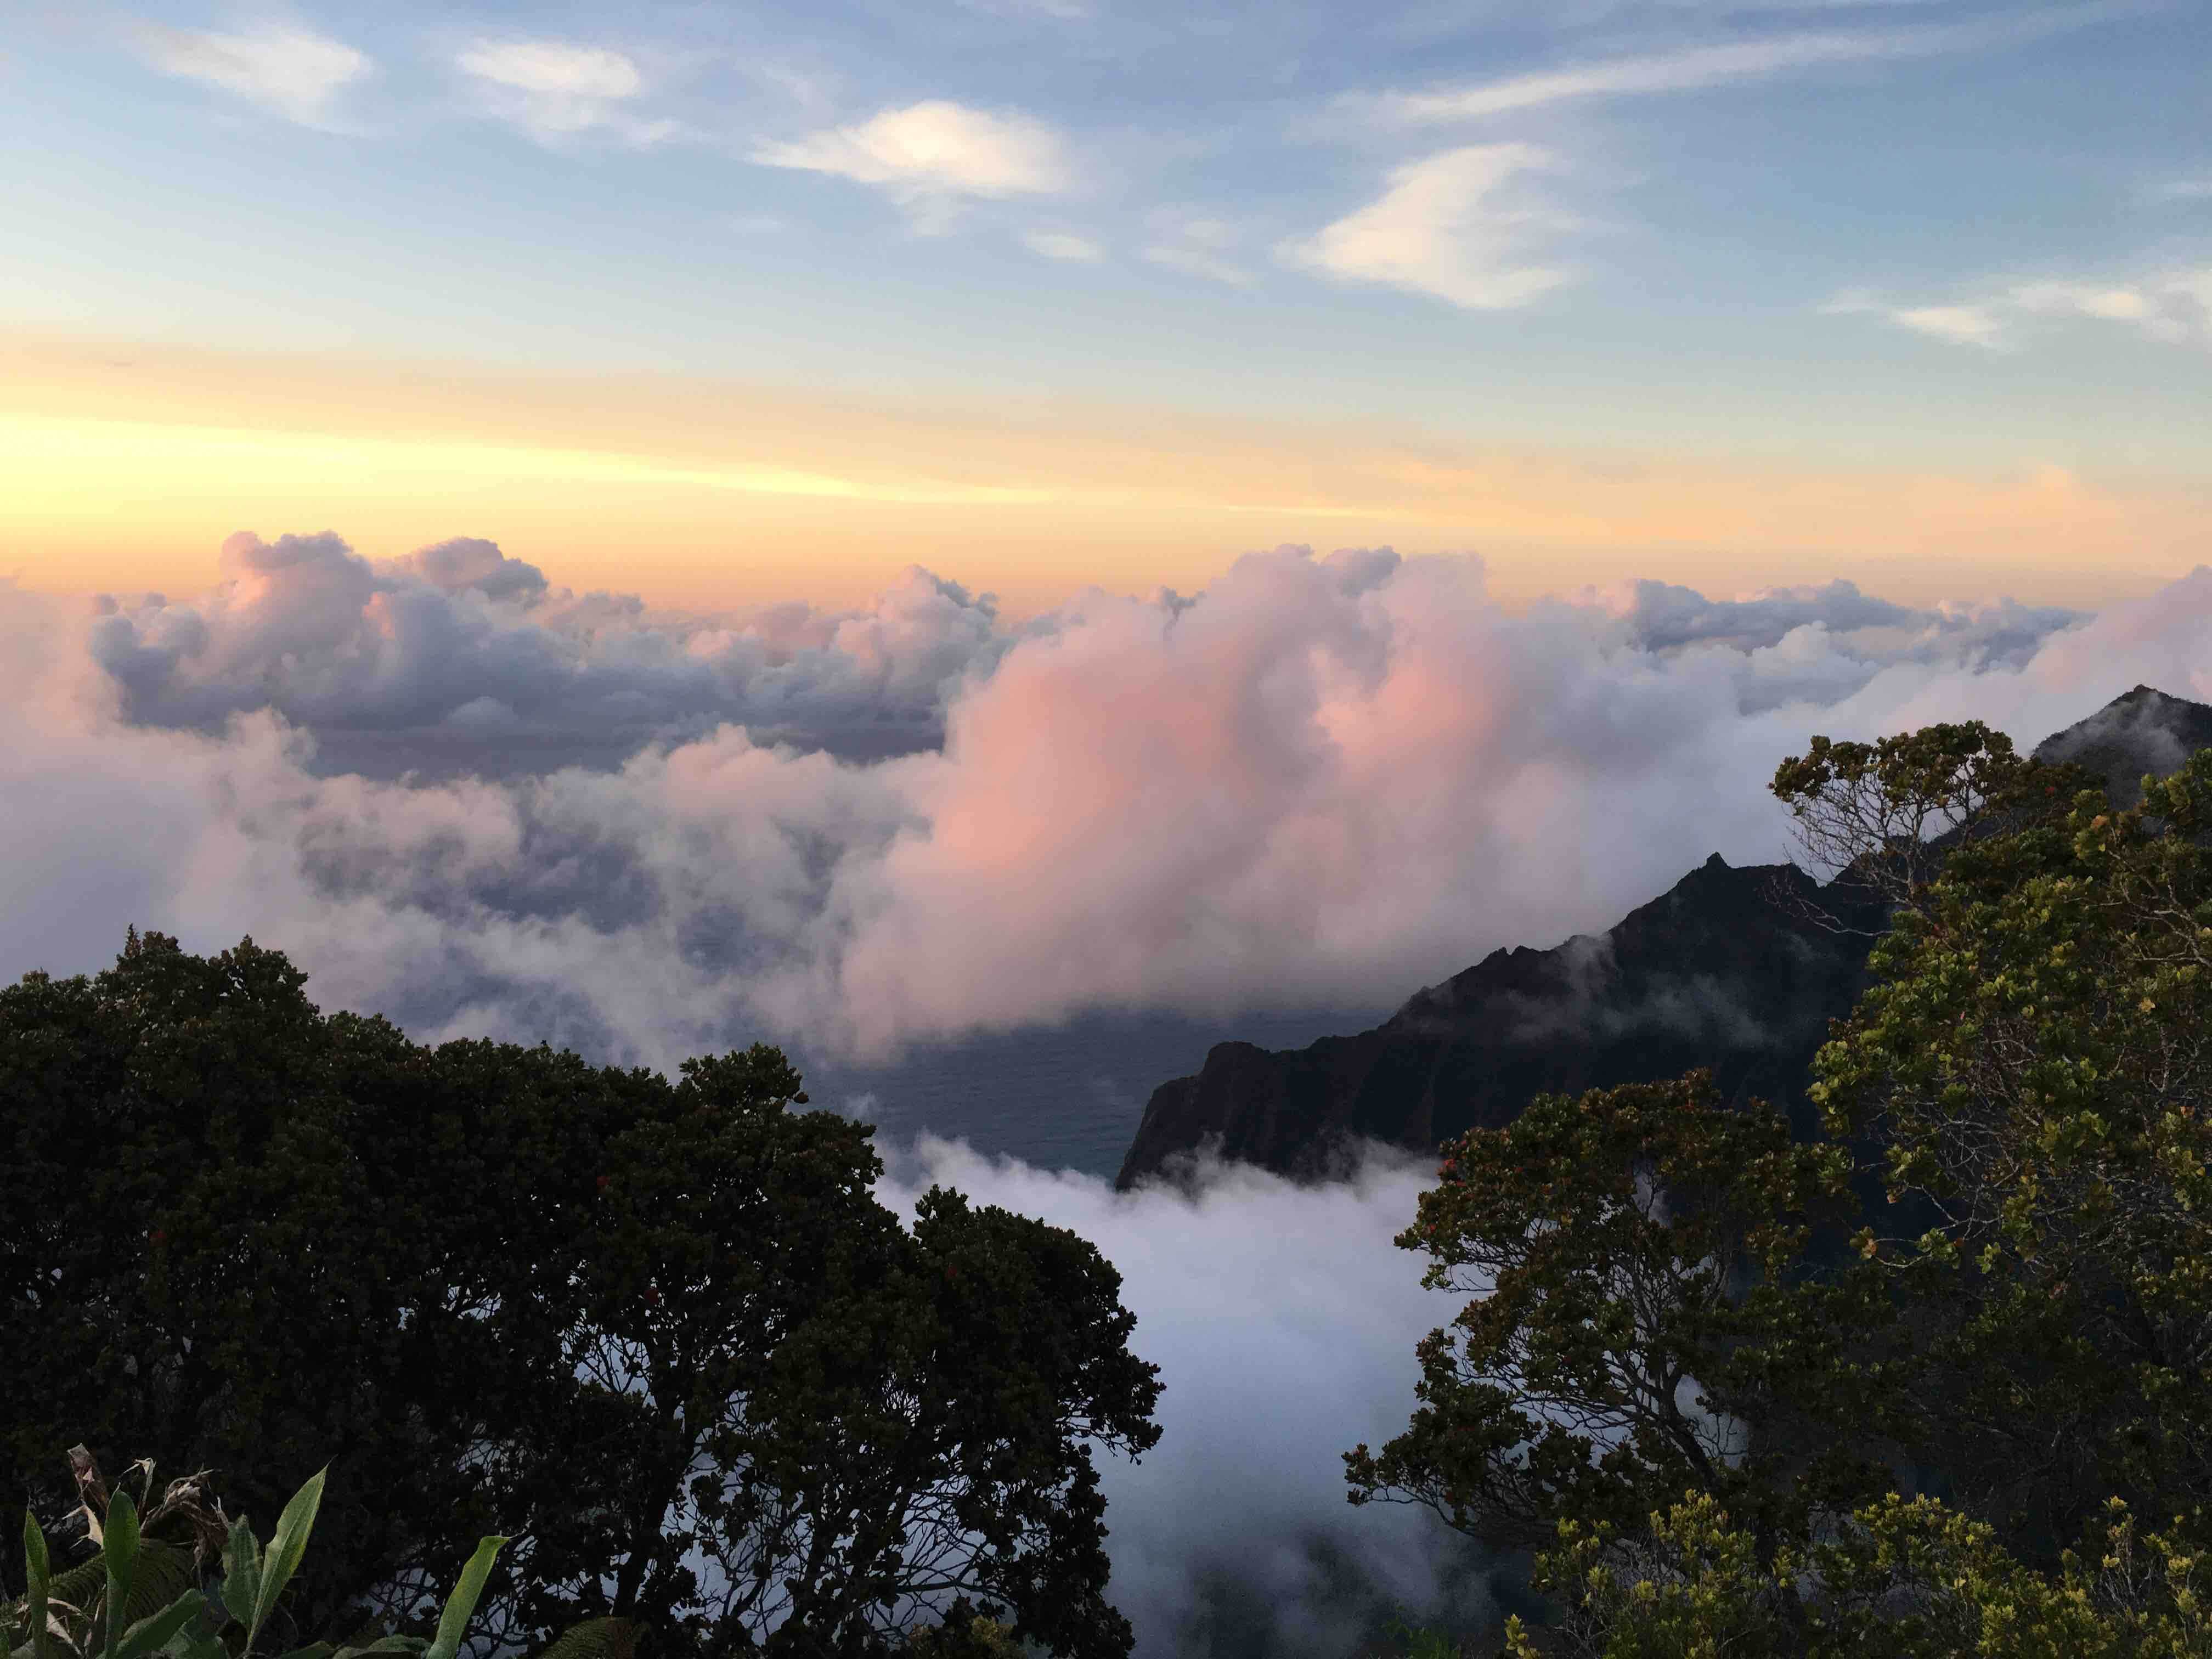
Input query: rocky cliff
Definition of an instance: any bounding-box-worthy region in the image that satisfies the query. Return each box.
[1114,685,2212,1190]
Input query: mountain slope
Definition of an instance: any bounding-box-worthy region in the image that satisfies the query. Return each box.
[1114,686,2212,1190]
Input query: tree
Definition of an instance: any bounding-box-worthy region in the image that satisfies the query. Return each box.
[1508,1491,2212,1659]
[1363,718,2212,1654]
[0,930,544,1637]
[1,933,1161,1657]
[503,1064,1162,1658]
[1802,747,2212,1552]
[1342,1075,1889,1565]
[1767,719,2089,914]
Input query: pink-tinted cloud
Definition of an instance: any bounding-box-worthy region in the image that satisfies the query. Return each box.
[9,539,2208,1073]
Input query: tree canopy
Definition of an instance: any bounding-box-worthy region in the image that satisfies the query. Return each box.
[1,933,1161,1658]
[1353,718,2212,1654]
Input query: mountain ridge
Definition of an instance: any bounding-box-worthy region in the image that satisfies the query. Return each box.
[1113,686,2212,1190]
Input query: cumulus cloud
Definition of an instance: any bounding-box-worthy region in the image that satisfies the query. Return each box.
[754,101,1073,226]
[1827,268,2212,350]
[876,1139,1487,1656]
[395,535,552,602]
[86,530,1005,777]
[20,531,2210,1087]
[131,22,371,127]
[1280,145,1574,310]
[455,38,676,144]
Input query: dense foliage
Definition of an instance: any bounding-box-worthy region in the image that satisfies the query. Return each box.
[0,935,1161,1658]
[1,1451,616,1659]
[1354,719,2212,1654]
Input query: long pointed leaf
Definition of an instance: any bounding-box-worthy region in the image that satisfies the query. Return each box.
[422,1539,505,1659]
[100,1493,140,1659]
[219,1518,262,1633]
[247,1471,325,1656]
[21,1511,51,1659]
[113,1593,203,1659]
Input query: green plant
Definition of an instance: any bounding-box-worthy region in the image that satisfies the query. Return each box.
[3,933,1161,1657]
[4,1451,627,1659]
[1376,1612,1465,1659]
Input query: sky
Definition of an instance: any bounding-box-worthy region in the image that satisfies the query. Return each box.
[3,0,2208,607]
[9,7,2212,1652]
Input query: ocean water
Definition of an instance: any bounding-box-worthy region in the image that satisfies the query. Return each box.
[793,1005,1389,1180]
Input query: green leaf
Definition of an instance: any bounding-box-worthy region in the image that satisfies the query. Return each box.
[101,1493,141,1659]
[247,1470,326,1657]
[23,1510,52,1659]
[219,1517,262,1633]
[423,1538,506,1659]
[329,1640,426,1658]
[269,1643,334,1659]
[112,1594,204,1659]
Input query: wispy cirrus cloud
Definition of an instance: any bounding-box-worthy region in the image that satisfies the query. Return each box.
[1022,228,1105,261]
[2141,173,2212,205]
[1142,218,1252,287]
[1280,144,1575,311]
[1348,4,2132,125]
[754,100,1073,227]
[130,21,371,128]
[1828,268,2212,350]
[455,39,678,145]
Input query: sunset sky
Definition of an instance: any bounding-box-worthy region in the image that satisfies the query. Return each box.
[10,15,2212,1641]
[4,0,2207,608]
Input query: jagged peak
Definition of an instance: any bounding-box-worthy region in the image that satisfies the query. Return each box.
[2032,685,2212,808]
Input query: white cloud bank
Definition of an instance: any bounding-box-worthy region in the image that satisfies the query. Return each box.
[85,530,1003,776]
[878,1139,1474,1657]
[15,530,2209,1077]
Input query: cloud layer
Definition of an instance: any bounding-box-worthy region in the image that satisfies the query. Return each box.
[86,531,1005,776]
[16,532,2212,1081]
[876,1138,1483,1657]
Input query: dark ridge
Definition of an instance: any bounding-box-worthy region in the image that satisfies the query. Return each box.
[1113,686,2212,1190]
[2029,684,2212,809]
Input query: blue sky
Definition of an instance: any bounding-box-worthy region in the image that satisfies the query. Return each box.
[5,0,2208,466]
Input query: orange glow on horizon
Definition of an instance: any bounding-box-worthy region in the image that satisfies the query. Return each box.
[2,333,2199,614]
